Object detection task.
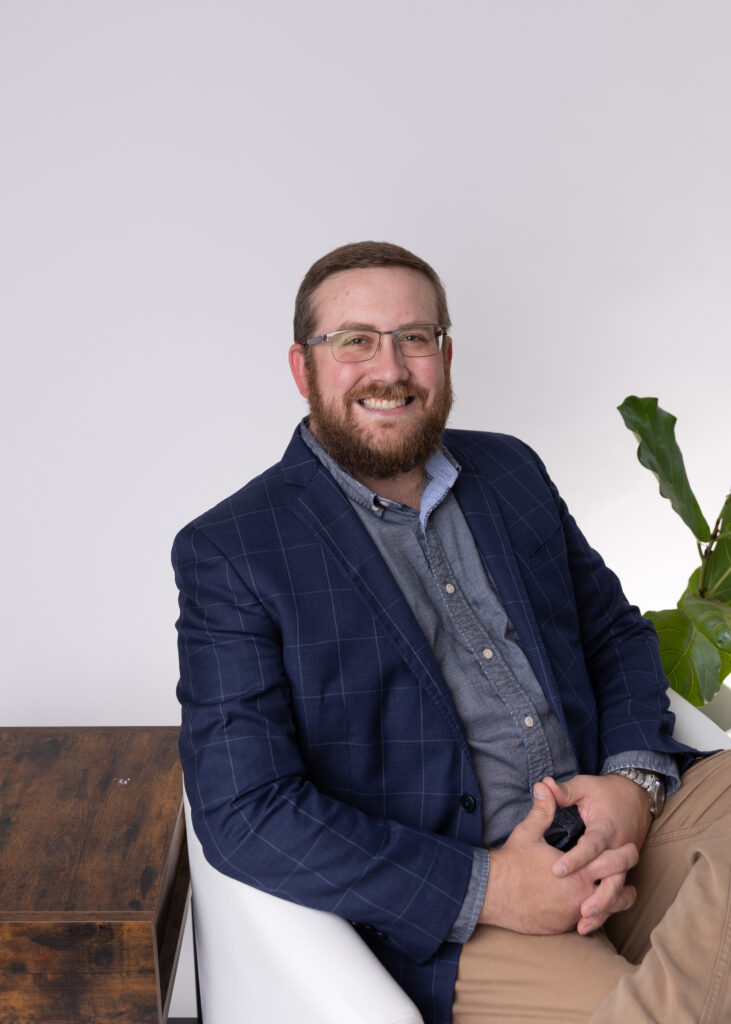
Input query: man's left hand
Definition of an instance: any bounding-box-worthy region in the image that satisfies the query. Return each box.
[542,774,652,935]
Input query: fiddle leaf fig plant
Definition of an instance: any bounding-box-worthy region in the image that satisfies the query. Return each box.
[618,396,731,706]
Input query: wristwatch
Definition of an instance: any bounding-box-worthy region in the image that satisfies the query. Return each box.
[609,767,665,818]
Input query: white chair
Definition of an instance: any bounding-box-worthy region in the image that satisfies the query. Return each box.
[667,688,731,750]
[183,794,423,1024]
[184,691,730,1024]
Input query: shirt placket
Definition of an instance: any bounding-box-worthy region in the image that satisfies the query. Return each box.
[420,521,556,789]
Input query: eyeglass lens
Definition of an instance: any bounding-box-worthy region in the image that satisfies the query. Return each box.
[330,325,443,362]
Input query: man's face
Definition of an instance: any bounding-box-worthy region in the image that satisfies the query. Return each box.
[289,266,453,482]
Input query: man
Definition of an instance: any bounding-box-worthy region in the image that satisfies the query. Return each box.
[173,241,731,1024]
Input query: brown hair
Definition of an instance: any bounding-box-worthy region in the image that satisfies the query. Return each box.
[293,240,451,345]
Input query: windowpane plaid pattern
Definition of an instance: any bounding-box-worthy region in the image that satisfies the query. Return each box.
[173,427,687,1024]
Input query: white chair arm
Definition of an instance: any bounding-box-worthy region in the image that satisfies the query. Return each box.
[183,795,423,1024]
[667,689,731,750]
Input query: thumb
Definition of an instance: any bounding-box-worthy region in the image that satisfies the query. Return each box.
[520,781,557,840]
[542,775,576,809]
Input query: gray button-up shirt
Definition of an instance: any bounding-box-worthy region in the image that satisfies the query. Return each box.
[300,422,678,941]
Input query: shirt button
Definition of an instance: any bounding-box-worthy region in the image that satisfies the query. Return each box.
[482,648,493,660]
[524,715,535,728]
[460,794,477,813]
[445,583,455,594]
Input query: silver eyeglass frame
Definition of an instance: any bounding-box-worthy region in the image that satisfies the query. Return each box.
[298,324,447,362]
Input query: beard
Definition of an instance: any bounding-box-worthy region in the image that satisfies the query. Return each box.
[306,365,454,481]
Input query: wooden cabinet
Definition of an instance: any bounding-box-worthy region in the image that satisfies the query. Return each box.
[0,728,189,1023]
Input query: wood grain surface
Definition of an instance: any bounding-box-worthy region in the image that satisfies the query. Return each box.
[0,727,189,1023]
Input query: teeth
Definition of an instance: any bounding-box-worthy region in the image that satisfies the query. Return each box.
[360,397,408,410]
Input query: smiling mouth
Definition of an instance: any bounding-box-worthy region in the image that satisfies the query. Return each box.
[358,396,414,410]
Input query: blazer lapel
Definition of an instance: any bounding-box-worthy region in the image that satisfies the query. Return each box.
[280,430,470,747]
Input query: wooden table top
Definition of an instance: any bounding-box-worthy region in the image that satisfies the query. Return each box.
[0,726,184,921]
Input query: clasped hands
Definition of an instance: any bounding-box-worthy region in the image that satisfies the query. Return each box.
[479,773,652,936]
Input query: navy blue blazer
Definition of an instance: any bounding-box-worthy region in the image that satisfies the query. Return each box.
[173,427,687,1024]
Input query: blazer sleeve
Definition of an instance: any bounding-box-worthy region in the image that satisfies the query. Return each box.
[532,451,682,763]
[172,521,475,965]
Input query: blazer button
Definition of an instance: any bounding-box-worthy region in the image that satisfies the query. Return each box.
[460,794,477,813]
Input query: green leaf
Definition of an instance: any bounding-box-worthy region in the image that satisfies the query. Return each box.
[618,396,711,542]
[720,653,731,684]
[683,593,731,686]
[719,649,731,684]
[702,492,731,602]
[682,593,731,652]
[646,606,721,706]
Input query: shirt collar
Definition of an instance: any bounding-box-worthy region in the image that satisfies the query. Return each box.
[298,418,460,527]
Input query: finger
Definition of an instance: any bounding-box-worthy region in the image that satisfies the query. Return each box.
[519,781,557,841]
[580,874,629,919]
[541,775,574,808]
[580,843,640,885]
[577,884,637,934]
[552,824,613,877]
[542,773,594,810]
[577,846,639,918]
[578,913,609,936]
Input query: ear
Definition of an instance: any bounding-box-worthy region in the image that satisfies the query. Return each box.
[289,344,310,398]
[444,335,453,368]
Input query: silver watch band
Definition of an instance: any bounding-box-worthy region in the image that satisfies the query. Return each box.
[609,766,665,818]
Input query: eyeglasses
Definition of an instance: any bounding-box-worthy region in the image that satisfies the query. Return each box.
[299,324,447,363]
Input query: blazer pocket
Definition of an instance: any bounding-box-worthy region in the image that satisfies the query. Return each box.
[516,525,581,644]
[516,524,566,578]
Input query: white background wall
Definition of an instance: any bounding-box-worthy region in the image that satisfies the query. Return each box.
[2,1,729,1013]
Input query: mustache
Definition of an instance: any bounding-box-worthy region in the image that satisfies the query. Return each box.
[346,382,429,403]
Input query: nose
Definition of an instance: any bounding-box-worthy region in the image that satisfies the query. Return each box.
[370,334,409,380]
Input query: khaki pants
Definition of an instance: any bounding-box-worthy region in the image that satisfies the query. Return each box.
[452,751,731,1024]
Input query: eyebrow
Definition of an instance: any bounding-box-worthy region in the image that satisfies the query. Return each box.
[333,320,427,332]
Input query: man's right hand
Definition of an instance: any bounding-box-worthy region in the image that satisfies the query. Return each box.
[478,781,637,935]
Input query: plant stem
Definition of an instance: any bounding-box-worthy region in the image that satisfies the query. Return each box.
[697,512,722,597]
